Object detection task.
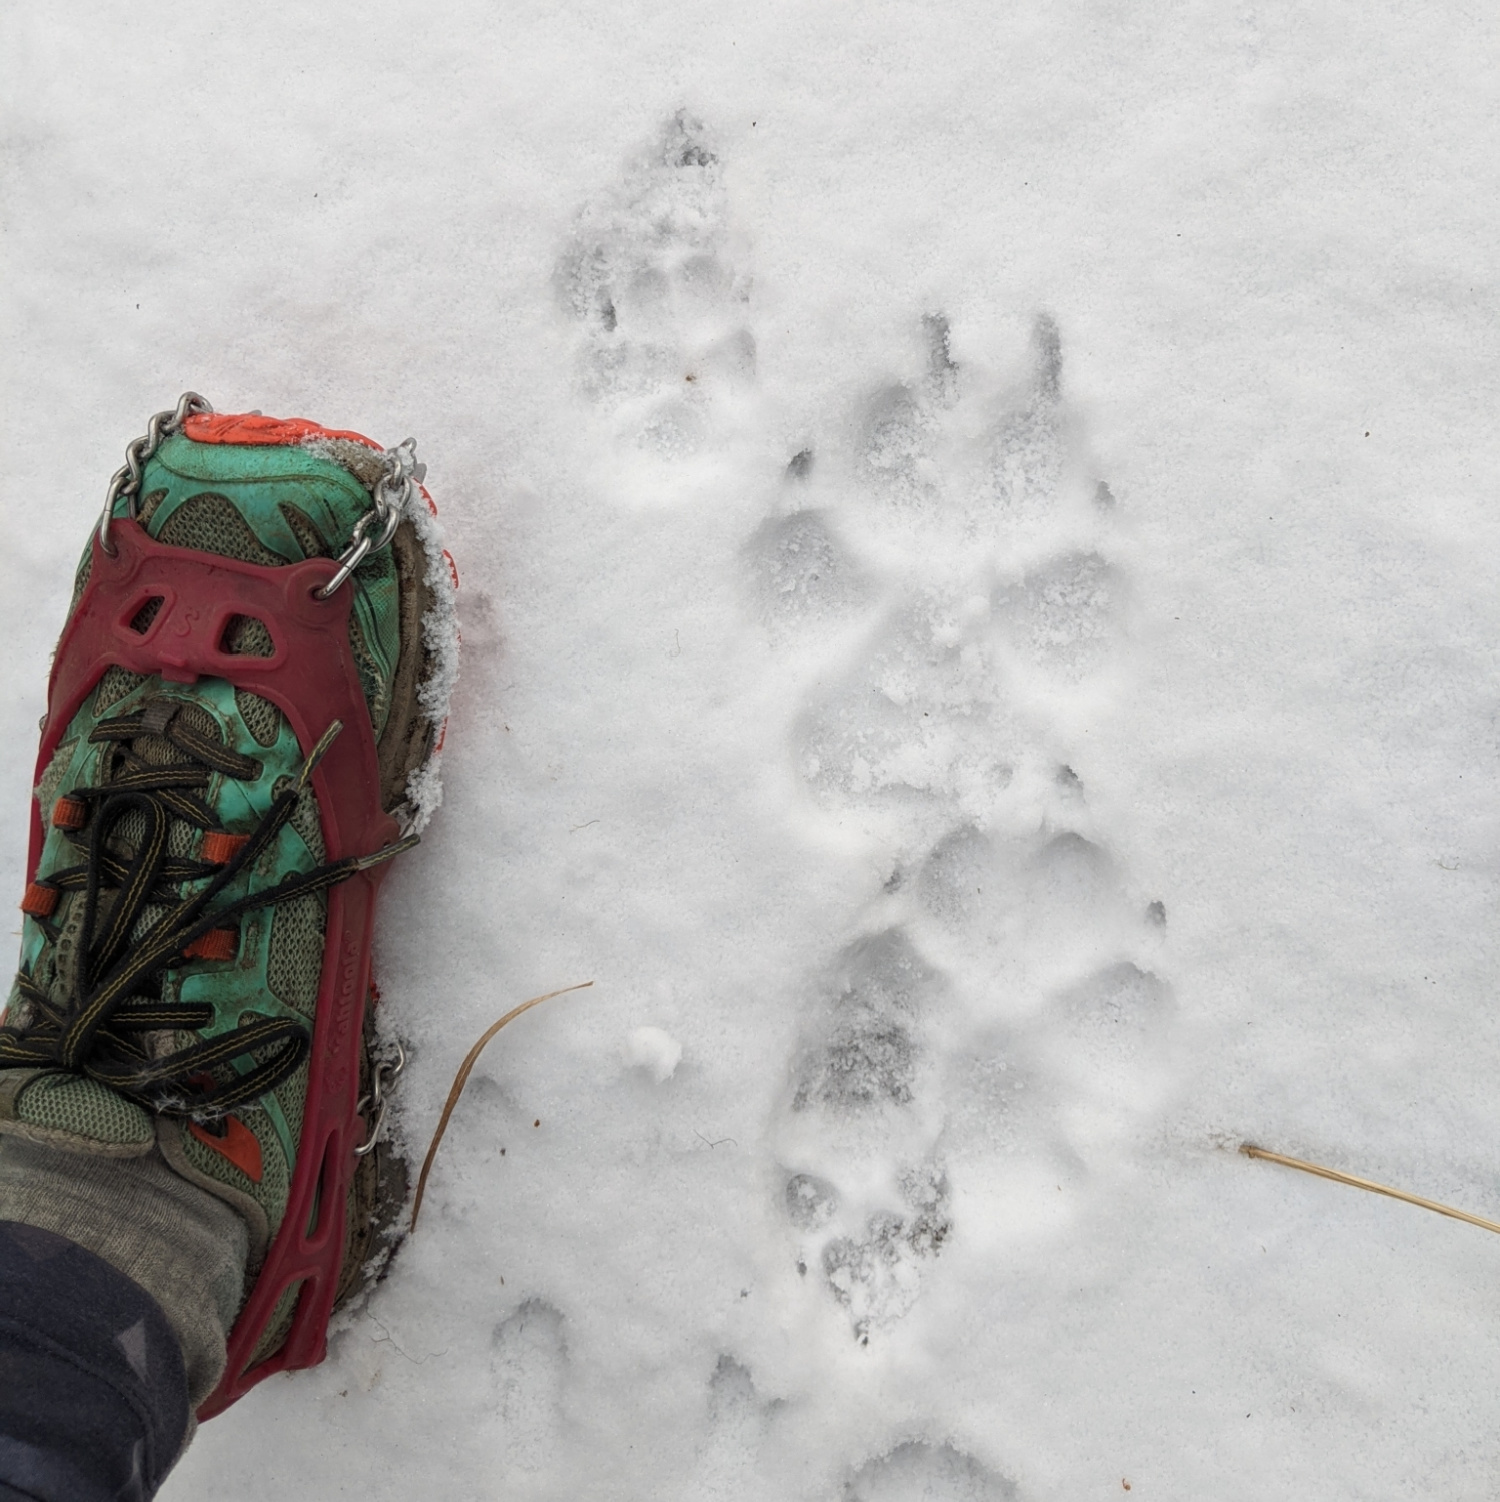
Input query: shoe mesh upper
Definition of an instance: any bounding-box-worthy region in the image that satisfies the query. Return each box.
[154,492,287,567]
[18,1074,154,1148]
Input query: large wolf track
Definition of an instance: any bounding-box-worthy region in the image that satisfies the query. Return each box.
[763,312,1174,1341]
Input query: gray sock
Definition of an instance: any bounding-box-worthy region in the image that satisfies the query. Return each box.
[0,1136,248,1406]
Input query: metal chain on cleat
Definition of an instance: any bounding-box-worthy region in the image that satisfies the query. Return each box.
[97,395,415,594]
[354,1038,406,1157]
[98,392,214,557]
[314,439,419,600]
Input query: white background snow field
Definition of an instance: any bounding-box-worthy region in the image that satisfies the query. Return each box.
[4,3,1500,1498]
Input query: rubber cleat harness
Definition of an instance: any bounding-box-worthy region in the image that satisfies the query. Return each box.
[21,513,410,1417]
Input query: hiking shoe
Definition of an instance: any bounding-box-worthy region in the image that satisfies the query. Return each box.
[0,396,459,1417]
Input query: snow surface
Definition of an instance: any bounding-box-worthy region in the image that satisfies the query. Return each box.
[4,4,1500,1498]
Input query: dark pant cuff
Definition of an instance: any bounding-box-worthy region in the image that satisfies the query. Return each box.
[0,1220,189,1501]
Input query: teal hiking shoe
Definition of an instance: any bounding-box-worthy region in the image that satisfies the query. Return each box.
[0,396,458,1416]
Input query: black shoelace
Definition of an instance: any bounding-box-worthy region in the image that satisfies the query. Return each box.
[1,697,413,1118]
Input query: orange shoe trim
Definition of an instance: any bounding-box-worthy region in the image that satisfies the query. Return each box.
[51,797,86,830]
[183,928,238,962]
[200,831,249,865]
[189,1115,264,1183]
[21,884,58,918]
[181,412,381,451]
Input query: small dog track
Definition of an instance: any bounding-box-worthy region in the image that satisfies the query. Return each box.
[555,110,755,459]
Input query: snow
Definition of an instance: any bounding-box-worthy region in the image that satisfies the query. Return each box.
[3,3,1500,1497]
[626,1026,683,1084]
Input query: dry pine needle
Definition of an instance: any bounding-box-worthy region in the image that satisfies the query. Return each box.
[1241,1142,1500,1237]
[409,981,594,1230]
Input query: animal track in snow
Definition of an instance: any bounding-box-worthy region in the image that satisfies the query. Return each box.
[995,550,1120,680]
[554,110,754,457]
[707,1352,766,1434]
[841,1441,1018,1502]
[743,502,872,636]
[790,316,1134,851]
[980,313,1066,532]
[765,312,1174,1337]
[488,1298,568,1474]
[798,593,1022,844]
[798,310,1133,849]
[690,1354,781,1496]
[855,313,961,510]
[778,929,953,1340]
